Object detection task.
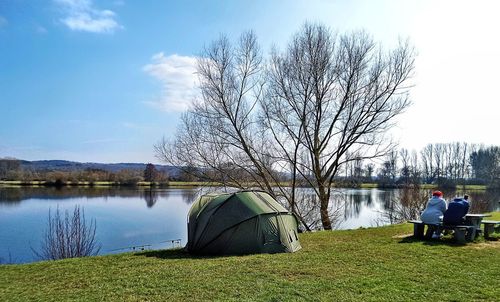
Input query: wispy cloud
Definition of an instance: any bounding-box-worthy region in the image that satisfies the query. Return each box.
[143,53,199,112]
[54,0,122,33]
[0,16,8,28]
[121,122,152,130]
[36,25,48,34]
[0,145,44,159]
[81,138,125,145]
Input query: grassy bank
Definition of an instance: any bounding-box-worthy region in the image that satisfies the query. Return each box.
[1,213,499,301]
[419,183,488,191]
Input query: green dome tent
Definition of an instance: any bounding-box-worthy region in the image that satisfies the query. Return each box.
[187,190,302,255]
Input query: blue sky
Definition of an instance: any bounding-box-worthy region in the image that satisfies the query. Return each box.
[1,0,499,163]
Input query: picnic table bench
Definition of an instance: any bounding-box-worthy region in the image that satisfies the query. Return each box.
[481,220,500,238]
[408,220,476,244]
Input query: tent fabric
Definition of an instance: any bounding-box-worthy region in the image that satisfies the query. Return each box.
[187,190,302,255]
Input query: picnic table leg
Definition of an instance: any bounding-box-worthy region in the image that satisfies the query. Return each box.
[454,229,467,244]
[484,224,494,238]
[414,223,424,239]
[465,227,476,242]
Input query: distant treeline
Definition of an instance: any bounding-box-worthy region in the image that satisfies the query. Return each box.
[173,142,500,189]
[2,142,499,188]
[342,143,500,188]
[0,160,168,186]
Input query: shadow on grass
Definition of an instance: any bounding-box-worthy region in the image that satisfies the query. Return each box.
[134,248,228,260]
[398,235,499,246]
[398,236,466,246]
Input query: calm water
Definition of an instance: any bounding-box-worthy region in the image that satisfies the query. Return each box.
[1,186,498,264]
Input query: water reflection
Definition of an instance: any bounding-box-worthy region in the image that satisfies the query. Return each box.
[1,186,498,220]
[180,188,199,205]
[0,186,147,202]
[315,188,499,229]
[0,186,193,264]
[340,189,376,219]
[0,186,179,209]
[142,189,158,208]
[377,188,428,224]
[465,190,499,213]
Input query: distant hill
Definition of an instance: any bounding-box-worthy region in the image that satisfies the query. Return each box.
[18,160,181,177]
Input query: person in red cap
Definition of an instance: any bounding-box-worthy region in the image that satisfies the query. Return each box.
[420,191,447,238]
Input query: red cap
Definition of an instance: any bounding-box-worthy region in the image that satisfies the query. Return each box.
[432,191,443,197]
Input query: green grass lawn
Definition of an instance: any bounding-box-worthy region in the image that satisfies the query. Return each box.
[1,213,499,301]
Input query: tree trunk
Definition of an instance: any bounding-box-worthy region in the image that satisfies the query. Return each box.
[318,186,332,230]
[320,197,332,230]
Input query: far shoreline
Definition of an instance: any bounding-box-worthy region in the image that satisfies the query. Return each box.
[0,180,489,191]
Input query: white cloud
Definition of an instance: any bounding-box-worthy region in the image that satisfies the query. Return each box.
[54,0,122,33]
[143,53,199,112]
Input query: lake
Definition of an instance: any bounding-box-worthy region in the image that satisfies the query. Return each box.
[1,186,499,264]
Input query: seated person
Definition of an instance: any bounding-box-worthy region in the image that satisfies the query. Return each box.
[421,191,447,224]
[421,191,447,238]
[443,194,470,225]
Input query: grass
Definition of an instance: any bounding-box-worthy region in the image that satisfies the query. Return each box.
[359,183,378,188]
[459,184,488,190]
[1,213,499,301]
[408,183,488,190]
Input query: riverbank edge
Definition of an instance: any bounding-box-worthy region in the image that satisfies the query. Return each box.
[0,180,489,190]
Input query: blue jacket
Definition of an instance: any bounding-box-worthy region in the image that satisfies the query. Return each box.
[443,198,470,225]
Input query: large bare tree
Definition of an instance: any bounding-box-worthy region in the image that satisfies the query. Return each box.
[156,23,415,230]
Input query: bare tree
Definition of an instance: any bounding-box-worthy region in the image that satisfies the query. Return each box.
[365,163,375,180]
[263,25,414,229]
[156,23,415,230]
[434,143,444,180]
[420,144,434,183]
[410,149,420,184]
[379,150,399,184]
[0,158,21,180]
[400,148,411,184]
[33,206,101,260]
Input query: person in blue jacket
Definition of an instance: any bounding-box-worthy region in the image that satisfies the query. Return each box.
[443,194,470,225]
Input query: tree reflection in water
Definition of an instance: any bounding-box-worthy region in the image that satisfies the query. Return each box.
[340,189,375,219]
[180,189,199,205]
[378,187,429,225]
[465,190,499,213]
[291,190,344,230]
[142,189,158,208]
